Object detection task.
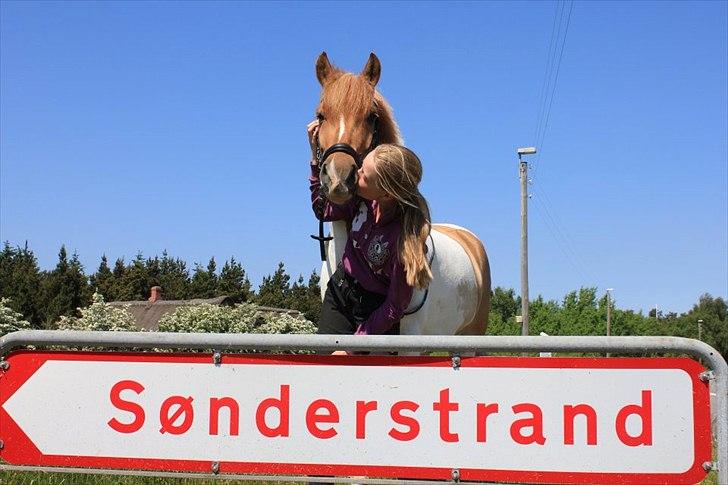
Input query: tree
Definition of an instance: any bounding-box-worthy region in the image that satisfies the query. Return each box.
[218,257,252,303]
[305,271,322,323]
[190,257,218,298]
[110,257,126,299]
[145,255,161,286]
[687,293,727,359]
[256,262,290,308]
[42,246,90,326]
[89,255,116,301]
[117,253,152,301]
[288,275,309,315]
[159,251,191,300]
[0,242,43,326]
[490,287,520,324]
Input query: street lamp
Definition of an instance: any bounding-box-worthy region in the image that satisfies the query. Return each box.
[697,319,703,341]
[517,146,537,336]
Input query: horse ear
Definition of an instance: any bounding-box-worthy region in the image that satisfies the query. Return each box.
[316,52,332,86]
[361,53,381,87]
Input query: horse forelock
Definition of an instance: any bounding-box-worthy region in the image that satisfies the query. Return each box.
[321,74,373,116]
[320,73,401,145]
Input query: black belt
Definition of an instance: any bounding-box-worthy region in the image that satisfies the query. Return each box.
[334,264,383,302]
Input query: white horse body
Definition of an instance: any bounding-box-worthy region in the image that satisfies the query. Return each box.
[319,221,482,335]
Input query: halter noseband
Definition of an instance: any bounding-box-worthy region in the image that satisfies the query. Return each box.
[320,143,364,168]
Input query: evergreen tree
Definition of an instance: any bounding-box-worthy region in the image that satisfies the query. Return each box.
[218,257,252,302]
[288,275,309,314]
[305,270,322,323]
[146,256,162,286]
[0,242,15,297]
[117,253,152,301]
[110,258,126,300]
[0,242,44,326]
[190,257,218,298]
[159,251,190,300]
[256,262,290,308]
[43,246,89,326]
[89,255,115,301]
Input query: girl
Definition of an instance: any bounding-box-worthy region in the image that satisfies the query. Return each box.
[307,121,432,337]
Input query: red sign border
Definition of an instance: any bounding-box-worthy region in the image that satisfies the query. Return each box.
[0,351,712,485]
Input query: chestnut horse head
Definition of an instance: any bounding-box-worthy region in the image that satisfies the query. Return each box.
[314,52,401,204]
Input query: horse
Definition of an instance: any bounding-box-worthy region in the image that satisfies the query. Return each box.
[312,52,491,336]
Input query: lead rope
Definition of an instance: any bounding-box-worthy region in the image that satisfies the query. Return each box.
[310,136,333,261]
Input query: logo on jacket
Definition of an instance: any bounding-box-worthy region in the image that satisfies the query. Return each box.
[367,235,390,266]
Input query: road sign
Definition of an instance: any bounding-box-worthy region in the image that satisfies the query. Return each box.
[0,351,712,484]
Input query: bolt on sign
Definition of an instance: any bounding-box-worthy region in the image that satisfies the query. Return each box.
[0,352,712,484]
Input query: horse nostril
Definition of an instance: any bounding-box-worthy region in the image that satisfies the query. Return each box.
[346,169,357,187]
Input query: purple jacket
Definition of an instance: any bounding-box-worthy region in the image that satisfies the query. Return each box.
[310,165,413,335]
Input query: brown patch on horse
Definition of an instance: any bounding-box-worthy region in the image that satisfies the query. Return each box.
[432,224,491,335]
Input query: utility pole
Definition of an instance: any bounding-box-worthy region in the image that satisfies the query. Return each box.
[606,288,613,338]
[517,147,536,336]
[698,319,703,341]
[606,288,613,357]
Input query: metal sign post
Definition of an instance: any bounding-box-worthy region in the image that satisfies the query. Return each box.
[1,331,726,485]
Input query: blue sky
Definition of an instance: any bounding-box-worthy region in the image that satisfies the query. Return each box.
[1,1,726,314]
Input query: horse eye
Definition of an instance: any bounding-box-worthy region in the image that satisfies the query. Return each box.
[367,112,378,125]
[317,113,325,122]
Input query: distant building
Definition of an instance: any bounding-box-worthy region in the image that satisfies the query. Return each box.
[108,286,234,331]
[109,286,303,331]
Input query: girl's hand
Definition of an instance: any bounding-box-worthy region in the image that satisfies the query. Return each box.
[331,350,348,356]
[307,120,320,163]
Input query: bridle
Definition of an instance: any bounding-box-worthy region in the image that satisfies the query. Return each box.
[310,117,379,261]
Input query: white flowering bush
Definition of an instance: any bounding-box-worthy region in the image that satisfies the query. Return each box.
[253,313,317,335]
[0,298,32,337]
[158,302,316,335]
[57,292,138,332]
[158,303,255,334]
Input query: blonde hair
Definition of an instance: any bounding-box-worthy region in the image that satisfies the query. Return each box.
[373,144,433,289]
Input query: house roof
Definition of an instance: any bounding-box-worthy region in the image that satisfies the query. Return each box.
[108,296,234,331]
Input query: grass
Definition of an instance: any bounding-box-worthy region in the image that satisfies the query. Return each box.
[0,471,302,484]
[0,469,719,484]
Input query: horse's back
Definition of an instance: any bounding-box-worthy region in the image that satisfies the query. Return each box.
[319,222,491,336]
[401,224,490,336]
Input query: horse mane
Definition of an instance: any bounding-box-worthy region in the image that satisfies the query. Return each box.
[374,92,402,145]
[320,72,402,145]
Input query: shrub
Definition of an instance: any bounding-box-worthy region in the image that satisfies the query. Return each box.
[0,297,32,337]
[157,302,316,335]
[56,292,138,332]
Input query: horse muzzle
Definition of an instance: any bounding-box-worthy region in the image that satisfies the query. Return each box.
[319,143,361,204]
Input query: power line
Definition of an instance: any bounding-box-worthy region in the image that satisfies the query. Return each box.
[522,1,592,288]
[532,1,564,149]
[533,0,574,174]
[532,184,596,284]
[530,186,594,284]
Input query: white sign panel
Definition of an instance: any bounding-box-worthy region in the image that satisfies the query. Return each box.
[0,352,712,484]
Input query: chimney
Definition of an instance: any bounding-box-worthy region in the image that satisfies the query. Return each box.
[149,286,163,303]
